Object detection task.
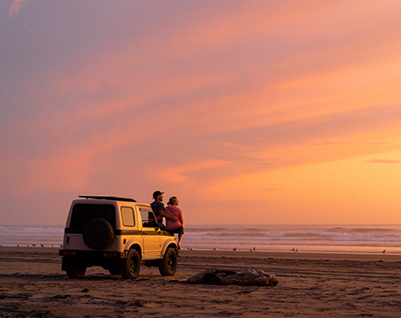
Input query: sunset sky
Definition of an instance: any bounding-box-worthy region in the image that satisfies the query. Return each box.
[1,0,401,226]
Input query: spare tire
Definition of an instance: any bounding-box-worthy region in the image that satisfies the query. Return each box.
[83,218,114,250]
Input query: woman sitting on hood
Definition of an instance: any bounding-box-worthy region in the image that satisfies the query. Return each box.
[164,196,184,248]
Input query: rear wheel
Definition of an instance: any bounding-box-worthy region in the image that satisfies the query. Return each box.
[66,265,86,279]
[121,249,140,279]
[159,247,177,276]
[109,266,120,276]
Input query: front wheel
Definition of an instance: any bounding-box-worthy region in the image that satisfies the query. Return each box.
[66,265,86,279]
[159,247,177,276]
[121,249,140,279]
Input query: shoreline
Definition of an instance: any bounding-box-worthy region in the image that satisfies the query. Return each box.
[2,246,401,262]
[181,249,401,262]
[3,224,401,254]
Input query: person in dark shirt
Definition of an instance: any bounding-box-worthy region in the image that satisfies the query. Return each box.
[150,190,177,228]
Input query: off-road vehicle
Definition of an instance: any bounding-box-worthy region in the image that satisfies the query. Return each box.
[59,196,179,279]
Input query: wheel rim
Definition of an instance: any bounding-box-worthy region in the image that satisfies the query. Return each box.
[167,254,174,270]
[129,255,137,274]
[75,268,85,277]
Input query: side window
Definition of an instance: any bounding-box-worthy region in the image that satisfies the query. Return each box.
[140,208,157,229]
[121,207,135,227]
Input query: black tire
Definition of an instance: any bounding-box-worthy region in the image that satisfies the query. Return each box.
[121,249,140,279]
[109,266,120,276]
[159,247,177,276]
[66,265,86,279]
[83,218,114,250]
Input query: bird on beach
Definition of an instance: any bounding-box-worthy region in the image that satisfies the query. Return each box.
[382,249,386,254]
[253,247,256,251]
[233,247,237,251]
[17,244,20,247]
[291,248,296,251]
[41,244,44,247]
[213,248,217,251]
[32,244,36,247]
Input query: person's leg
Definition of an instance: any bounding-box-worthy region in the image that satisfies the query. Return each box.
[177,233,184,248]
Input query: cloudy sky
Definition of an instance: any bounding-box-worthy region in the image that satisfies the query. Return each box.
[1,0,401,226]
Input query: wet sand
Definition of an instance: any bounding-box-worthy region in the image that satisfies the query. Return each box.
[1,247,401,317]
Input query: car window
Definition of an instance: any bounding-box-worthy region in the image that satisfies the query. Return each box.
[139,208,157,229]
[121,207,135,227]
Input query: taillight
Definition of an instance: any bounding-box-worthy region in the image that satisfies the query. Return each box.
[104,252,118,257]
[62,251,75,256]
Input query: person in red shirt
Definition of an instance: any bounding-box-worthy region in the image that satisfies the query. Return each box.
[164,196,184,248]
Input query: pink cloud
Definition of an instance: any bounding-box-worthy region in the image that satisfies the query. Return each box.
[8,0,29,15]
[3,1,401,224]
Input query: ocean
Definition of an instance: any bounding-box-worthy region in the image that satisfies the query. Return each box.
[1,224,401,255]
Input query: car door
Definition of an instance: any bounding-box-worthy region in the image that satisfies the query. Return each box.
[138,206,160,256]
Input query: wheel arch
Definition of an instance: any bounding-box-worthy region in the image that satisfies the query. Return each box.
[161,239,178,256]
[125,240,143,258]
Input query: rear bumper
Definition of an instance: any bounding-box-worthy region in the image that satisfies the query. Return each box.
[59,249,127,258]
[59,249,127,270]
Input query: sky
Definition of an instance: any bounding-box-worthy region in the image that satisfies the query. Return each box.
[1,0,401,226]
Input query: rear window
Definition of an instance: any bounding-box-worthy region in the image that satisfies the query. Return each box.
[69,204,116,231]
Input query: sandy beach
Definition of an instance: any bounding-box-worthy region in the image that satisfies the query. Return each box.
[1,247,401,317]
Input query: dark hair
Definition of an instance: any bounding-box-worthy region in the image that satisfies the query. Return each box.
[167,196,178,206]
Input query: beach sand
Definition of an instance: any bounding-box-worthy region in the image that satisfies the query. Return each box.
[1,247,401,317]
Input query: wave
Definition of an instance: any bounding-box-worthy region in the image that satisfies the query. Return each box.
[283,232,331,239]
[345,228,395,233]
[2,225,401,254]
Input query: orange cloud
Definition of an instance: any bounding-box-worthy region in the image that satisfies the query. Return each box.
[8,0,29,15]
[364,159,401,164]
[3,1,401,225]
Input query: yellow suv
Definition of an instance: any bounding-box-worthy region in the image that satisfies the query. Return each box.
[59,196,179,279]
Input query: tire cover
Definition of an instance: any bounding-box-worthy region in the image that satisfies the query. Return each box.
[83,218,114,250]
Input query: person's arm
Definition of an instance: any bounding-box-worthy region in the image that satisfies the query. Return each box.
[159,209,178,221]
[179,209,184,225]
